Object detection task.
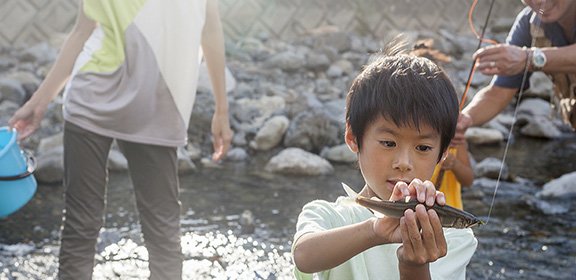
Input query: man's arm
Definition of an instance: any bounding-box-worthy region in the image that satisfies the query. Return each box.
[453,84,517,145]
[201,0,233,161]
[538,44,576,74]
[9,1,96,139]
[463,85,518,126]
[474,43,576,76]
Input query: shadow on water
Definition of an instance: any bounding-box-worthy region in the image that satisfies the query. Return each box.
[1,135,575,279]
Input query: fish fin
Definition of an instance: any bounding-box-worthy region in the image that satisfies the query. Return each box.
[341,182,358,198]
[340,183,359,206]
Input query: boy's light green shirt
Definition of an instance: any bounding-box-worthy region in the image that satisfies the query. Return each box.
[292,197,478,280]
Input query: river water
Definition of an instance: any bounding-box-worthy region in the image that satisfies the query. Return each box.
[1,136,575,279]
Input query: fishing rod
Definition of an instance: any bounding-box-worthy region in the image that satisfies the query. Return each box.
[459,0,545,224]
[434,0,496,194]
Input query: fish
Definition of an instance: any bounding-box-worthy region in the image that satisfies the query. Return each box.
[342,183,483,229]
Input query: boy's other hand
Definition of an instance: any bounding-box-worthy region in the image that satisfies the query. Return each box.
[397,204,447,267]
[390,179,446,207]
[375,179,446,245]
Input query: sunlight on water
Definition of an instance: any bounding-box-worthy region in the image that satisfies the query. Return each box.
[1,229,294,279]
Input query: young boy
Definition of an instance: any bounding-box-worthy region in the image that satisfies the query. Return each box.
[292,47,478,280]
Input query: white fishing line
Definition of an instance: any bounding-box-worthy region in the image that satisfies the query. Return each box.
[485,0,547,224]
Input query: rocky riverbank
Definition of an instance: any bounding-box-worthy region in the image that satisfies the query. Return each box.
[1,26,576,210]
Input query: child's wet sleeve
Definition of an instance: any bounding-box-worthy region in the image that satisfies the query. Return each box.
[292,200,338,280]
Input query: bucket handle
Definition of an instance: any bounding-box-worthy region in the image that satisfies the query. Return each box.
[0,151,37,181]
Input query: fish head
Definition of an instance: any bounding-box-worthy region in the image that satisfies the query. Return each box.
[454,216,484,229]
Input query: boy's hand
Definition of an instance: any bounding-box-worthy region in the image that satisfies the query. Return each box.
[391,179,446,207]
[397,204,447,266]
[371,179,446,251]
[395,180,447,268]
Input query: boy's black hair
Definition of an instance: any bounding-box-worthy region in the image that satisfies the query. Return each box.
[345,41,459,161]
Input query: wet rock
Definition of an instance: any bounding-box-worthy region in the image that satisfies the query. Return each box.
[305,51,331,71]
[239,210,255,234]
[231,131,248,146]
[0,243,35,257]
[465,127,504,145]
[474,157,509,181]
[200,157,222,169]
[232,96,285,133]
[37,133,63,155]
[525,72,554,99]
[283,110,341,153]
[5,71,40,99]
[197,63,237,94]
[323,98,346,124]
[226,147,248,162]
[520,116,562,138]
[263,51,306,72]
[0,101,18,127]
[250,115,290,151]
[35,147,64,184]
[320,144,356,163]
[265,148,334,175]
[525,197,570,215]
[185,143,202,161]
[177,146,197,174]
[536,172,576,198]
[17,43,58,65]
[484,118,510,139]
[0,56,16,72]
[517,98,552,118]
[493,113,516,128]
[0,78,26,105]
[326,64,343,78]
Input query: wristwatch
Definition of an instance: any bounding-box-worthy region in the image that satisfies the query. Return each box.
[531,47,547,71]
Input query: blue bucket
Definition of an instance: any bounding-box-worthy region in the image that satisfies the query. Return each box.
[0,126,37,218]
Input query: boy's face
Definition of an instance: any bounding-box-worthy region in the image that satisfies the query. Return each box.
[345,115,442,200]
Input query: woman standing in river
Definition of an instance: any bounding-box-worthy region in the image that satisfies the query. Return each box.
[8,0,233,279]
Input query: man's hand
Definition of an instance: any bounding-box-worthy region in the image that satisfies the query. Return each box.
[452,113,472,146]
[473,44,529,76]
